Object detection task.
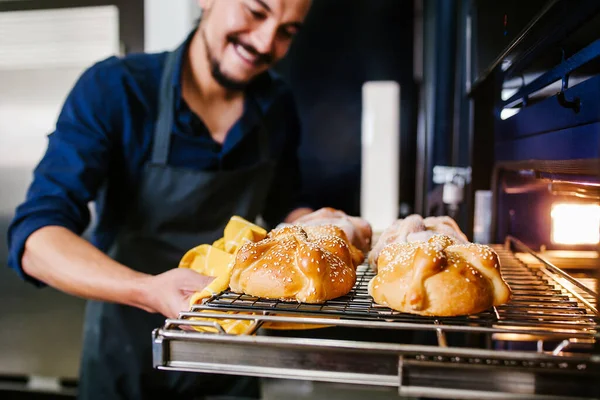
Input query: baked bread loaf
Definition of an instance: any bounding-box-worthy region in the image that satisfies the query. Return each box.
[301,224,365,266]
[293,207,373,253]
[369,214,468,270]
[230,225,357,303]
[368,235,511,316]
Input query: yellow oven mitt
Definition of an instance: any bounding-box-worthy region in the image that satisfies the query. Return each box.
[179,216,268,301]
[178,216,267,334]
[222,215,267,253]
[178,244,235,304]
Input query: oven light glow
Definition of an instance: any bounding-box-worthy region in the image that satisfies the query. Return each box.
[500,108,520,120]
[551,203,600,245]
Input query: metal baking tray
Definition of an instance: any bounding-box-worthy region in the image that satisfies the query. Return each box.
[153,237,600,399]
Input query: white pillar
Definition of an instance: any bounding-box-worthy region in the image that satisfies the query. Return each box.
[360,81,400,233]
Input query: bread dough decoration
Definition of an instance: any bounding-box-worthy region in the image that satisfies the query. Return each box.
[369,214,468,270]
[290,207,373,253]
[301,224,365,266]
[368,235,511,316]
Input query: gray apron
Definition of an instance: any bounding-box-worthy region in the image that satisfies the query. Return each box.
[78,45,276,400]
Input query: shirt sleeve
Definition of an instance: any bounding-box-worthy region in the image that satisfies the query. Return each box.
[261,93,312,229]
[6,58,121,286]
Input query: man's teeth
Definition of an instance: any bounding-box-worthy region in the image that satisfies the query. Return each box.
[236,44,257,63]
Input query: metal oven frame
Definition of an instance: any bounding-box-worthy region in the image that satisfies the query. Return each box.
[153,239,598,399]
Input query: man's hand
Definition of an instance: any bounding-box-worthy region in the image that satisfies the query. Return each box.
[139,269,215,319]
[284,207,314,223]
[22,227,215,320]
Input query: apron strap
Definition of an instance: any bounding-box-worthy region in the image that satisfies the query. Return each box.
[151,47,181,165]
[151,45,272,166]
[252,98,271,163]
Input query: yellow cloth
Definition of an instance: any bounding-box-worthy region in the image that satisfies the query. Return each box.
[189,312,261,335]
[178,244,235,304]
[212,237,226,251]
[179,216,268,303]
[178,216,267,334]
[222,215,267,253]
[179,216,333,334]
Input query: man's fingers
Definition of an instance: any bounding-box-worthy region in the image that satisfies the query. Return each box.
[178,269,216,289]
[191,273,216,288]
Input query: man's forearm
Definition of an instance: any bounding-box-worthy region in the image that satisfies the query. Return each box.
[22,226,153,312]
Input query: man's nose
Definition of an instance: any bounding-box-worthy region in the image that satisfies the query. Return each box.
[251,22,278,55]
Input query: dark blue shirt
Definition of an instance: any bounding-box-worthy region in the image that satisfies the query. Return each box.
[7,33,305,286]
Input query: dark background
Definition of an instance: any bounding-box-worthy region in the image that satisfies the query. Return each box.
[276,0,417,216]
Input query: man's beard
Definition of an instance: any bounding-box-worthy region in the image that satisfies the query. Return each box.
[201,29,271,91]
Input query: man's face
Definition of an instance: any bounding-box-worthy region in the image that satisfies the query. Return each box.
[198,0,311,90]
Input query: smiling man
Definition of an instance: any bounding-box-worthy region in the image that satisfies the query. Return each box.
[7,0,312,399]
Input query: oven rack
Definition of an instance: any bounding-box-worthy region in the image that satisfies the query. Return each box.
[153,238,599,399]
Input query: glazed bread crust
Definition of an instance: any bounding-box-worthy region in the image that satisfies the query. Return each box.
[369,214,468,270]
[230,225,357,303]
[294,207,373,253]
[368,235,511,316]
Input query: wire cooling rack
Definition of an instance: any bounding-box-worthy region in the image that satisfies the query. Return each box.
[191,240,598,339]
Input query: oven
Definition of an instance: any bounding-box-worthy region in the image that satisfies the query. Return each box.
[152,1,600,399]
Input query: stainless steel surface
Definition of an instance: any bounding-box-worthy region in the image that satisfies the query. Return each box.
[0,65,91,382]
[0,169,86,381]
[0,266,85,380]
[153,242,600,399]
[154,328,598,399]
[506,235,598,309]
[261,379,412,400]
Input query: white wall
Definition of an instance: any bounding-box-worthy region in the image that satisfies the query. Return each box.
[0,1,203,215]
[0,7,121,380]
[144,0,201,53]
[0,6,119,70]
[0,6,120,214]
[0,68,85,169]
